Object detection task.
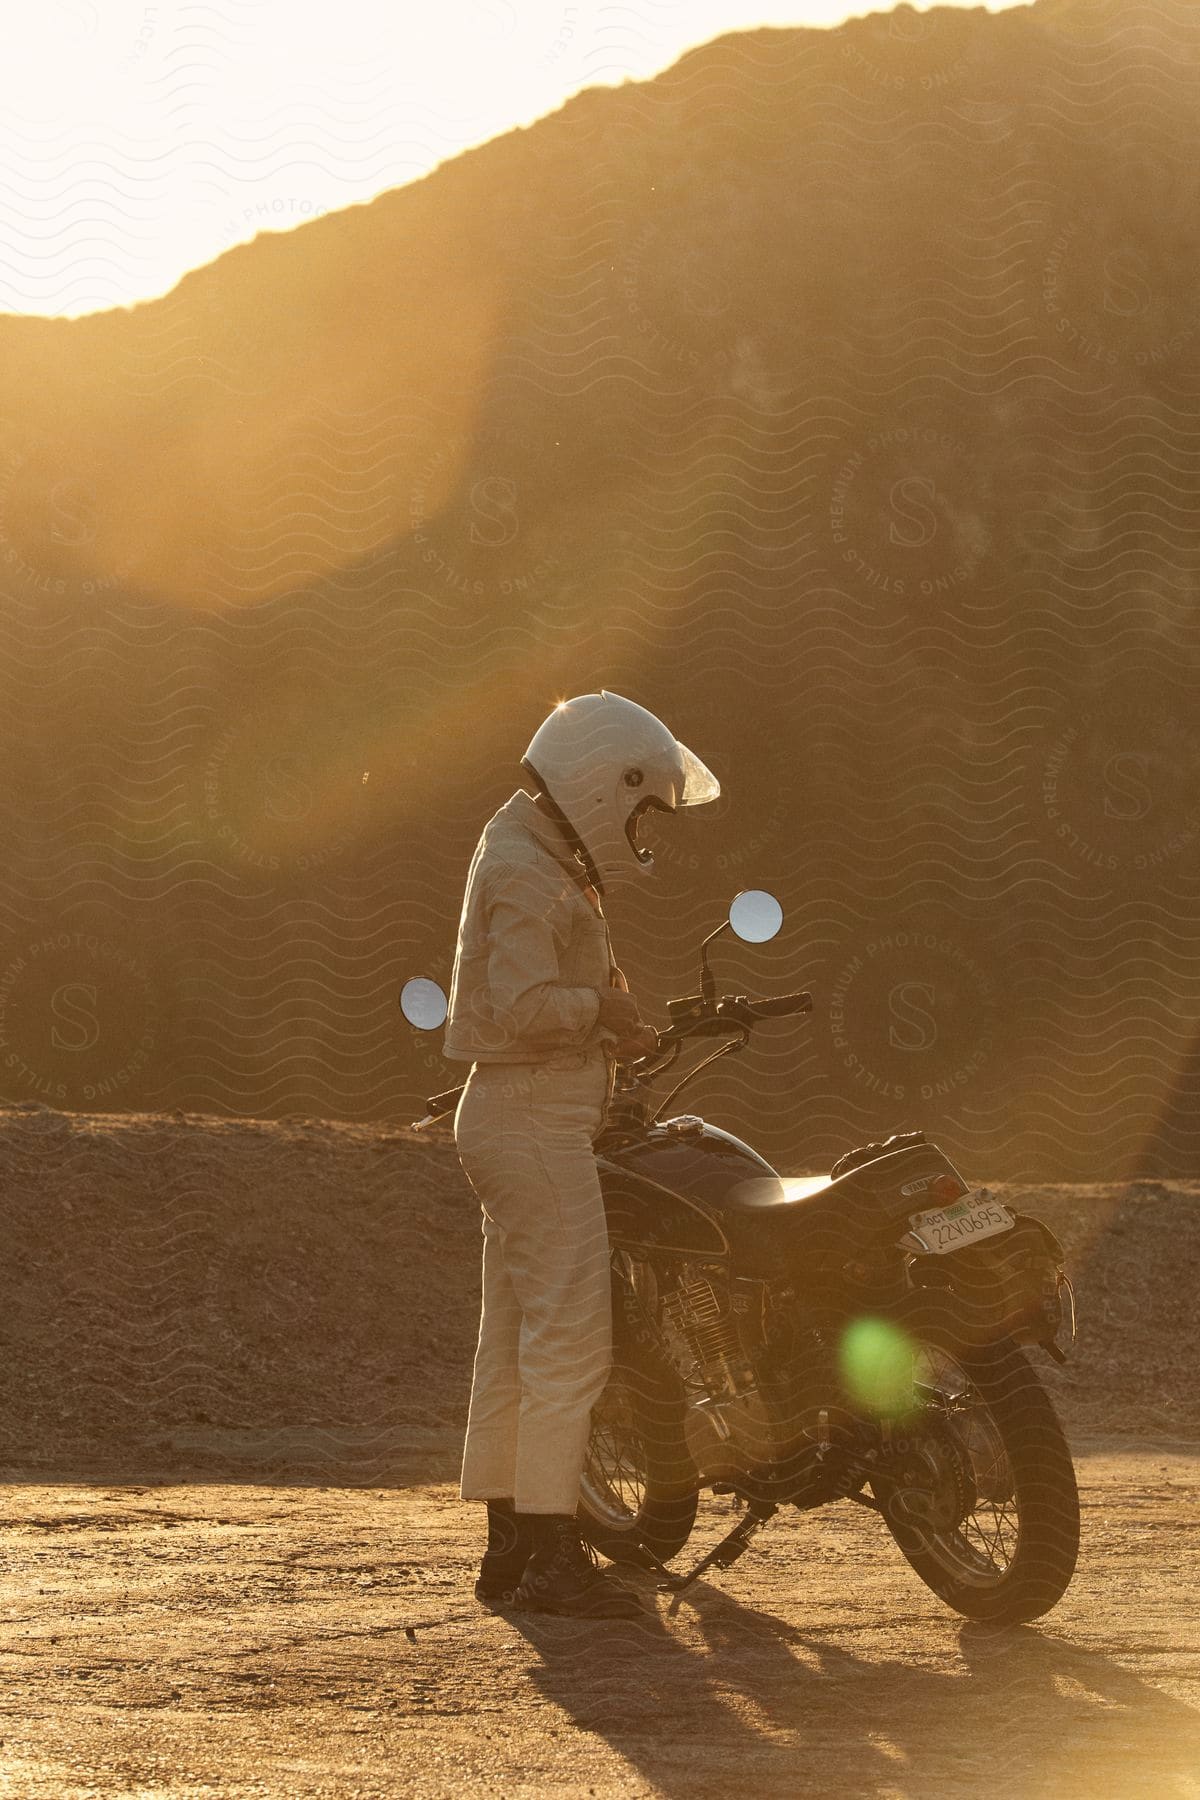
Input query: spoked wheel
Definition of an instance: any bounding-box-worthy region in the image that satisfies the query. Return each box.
[870,1331,1079,1624]
[584,1378,654,1530]
[578,1263,698,1568]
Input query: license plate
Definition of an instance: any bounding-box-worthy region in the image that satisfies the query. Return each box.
[900,1193,1014,1256]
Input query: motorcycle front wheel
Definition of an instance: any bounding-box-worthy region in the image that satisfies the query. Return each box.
[870,1330,1079,1625]
[578,1271,698,1568]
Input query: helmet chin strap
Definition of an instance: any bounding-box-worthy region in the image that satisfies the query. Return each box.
[519,758,606,895]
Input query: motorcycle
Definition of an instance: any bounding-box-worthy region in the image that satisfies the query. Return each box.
[402,889,1079,1626]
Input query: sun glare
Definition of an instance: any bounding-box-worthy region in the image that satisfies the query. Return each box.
[1,0,1027,318]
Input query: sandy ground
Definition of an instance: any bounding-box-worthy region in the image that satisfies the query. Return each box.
[2,1108,1199,1796]
[2,1443,1198,1799]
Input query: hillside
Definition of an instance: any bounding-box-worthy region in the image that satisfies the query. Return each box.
[0,0,1198,1178]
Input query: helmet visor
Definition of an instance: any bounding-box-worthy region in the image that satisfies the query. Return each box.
[677,740,721,806]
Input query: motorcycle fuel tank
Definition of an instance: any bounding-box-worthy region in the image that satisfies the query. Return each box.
[598,1119,774,1262]
[598,1121,967,1282]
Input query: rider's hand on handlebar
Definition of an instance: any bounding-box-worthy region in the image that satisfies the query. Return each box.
[596,987,645,1036]
[609,1023,660,1060]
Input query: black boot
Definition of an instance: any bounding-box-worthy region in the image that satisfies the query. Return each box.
[475,1499,534,1605]
[511,1513,647,1619]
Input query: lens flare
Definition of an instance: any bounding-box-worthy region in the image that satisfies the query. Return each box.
[839,1317,917,1416]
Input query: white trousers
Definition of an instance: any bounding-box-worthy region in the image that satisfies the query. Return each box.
[454,1047,615,1514]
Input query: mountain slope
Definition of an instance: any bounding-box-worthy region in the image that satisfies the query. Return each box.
[1,0,1198,1179]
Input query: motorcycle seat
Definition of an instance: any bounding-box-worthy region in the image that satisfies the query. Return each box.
[730,1172,837,1211]
[780,1174,836,1204]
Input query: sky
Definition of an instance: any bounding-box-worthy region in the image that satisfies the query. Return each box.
[2,0,1026,318]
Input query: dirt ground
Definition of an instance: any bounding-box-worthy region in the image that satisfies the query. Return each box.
[2,1108,1199,1796]
[2,1445,1198,1799]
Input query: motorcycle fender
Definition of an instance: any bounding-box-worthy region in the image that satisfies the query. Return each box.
[901,1212,1070,1350]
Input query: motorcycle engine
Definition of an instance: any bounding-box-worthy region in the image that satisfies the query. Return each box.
[659,1263,757,1402]
[658,1263,818,1487]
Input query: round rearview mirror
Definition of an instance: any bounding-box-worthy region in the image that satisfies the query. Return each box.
[399,977,449,1030]
[728,889,783,944]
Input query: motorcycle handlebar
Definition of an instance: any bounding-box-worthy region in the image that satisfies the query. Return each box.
[414,990,813,1124]
[656,988,813,1045]
[736,990,813,1021]
[719,993,820,1022]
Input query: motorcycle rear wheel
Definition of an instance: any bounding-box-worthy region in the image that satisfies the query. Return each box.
[870,1330,1079,1625]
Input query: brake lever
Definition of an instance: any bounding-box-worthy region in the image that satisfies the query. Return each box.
[664,996,747,1032]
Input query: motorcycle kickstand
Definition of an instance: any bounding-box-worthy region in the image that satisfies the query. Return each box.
[650,1500,779,1613]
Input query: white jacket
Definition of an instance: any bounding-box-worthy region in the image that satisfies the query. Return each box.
[443,789,619,1064]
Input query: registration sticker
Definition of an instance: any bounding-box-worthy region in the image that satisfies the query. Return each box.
[900,1192,1015,1256]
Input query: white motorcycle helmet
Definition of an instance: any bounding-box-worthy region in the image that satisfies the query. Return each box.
[521,690,720,891]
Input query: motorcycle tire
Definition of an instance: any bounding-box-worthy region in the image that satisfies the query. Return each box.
[578,1304,698,1570]
[870,1328,1079,1625]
